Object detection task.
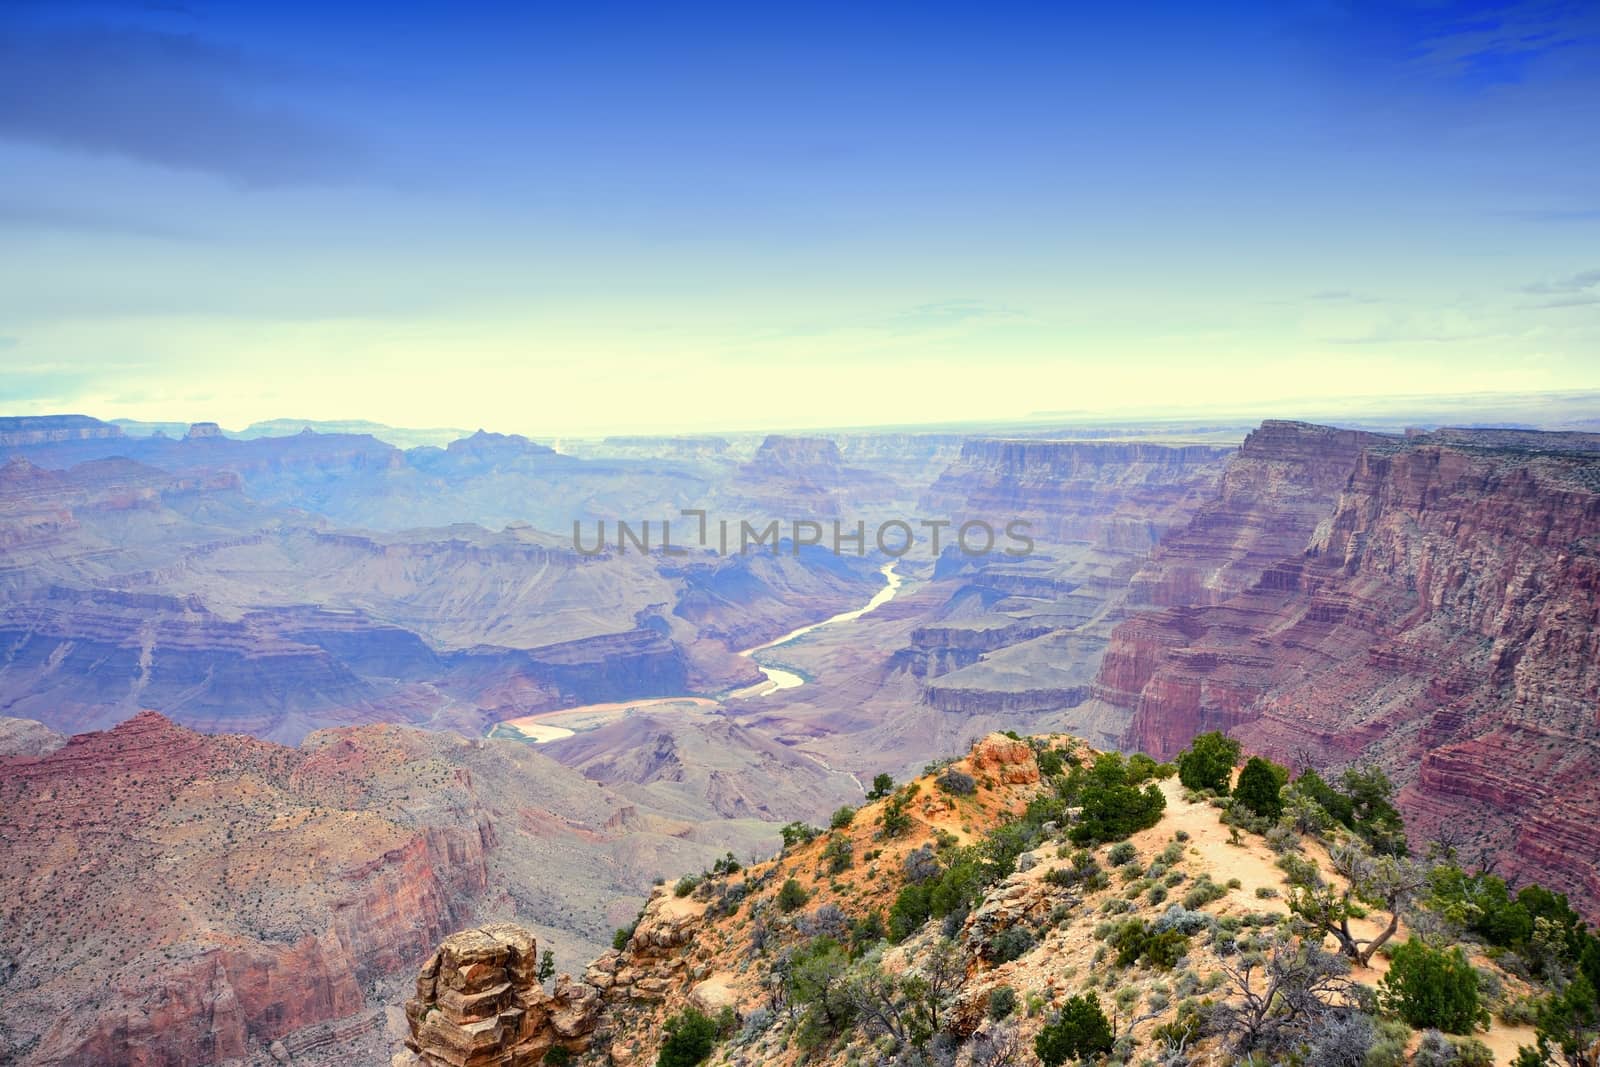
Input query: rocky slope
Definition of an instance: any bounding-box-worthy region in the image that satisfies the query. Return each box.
[0,713,792,1066]
[397,733,1554,1067]
[1101,427,1600,915]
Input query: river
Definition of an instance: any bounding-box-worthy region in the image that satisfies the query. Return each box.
[492,561,904,741]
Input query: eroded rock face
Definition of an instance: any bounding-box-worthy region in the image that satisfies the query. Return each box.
[1102,427,1600,915]
[400,923,602,1067]
[967,733,1041,785]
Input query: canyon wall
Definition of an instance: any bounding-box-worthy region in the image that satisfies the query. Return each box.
[0,712,789,1065]
[1102,428,1600,913]
[906,438,1236,738]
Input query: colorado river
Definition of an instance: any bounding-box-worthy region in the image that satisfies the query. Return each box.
[491,561,903,741]
[731,561,903,697]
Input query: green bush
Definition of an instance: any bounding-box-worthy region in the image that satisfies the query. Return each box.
[657,1007,718,1067]
[777,878,810,913]
[673,875,698,897]
[987,984,1018,1020]
[822,835,853,874]
[879,791,914,838]
[987,926,1035,964]
[829,805,856,829]
[1108,841,1138,867]
[1234,755,1286,819]
[1069,753,1167,844]
[1036,993,1114,1067]
[1381,940,1480,1034]
[1175,731,1240,793]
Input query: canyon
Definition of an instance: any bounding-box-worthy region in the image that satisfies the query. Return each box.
[3,411,1600,1064]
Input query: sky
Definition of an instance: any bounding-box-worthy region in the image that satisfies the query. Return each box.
[1,0,1597,435]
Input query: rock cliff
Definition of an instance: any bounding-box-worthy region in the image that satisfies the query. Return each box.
[1104,427,1600,914]
[0,713,790,1065]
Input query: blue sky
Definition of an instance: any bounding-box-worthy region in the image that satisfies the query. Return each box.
[1,0,1597,434]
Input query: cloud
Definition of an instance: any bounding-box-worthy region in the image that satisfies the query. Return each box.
[0,19,369,186]
[1408,0,1600,87]
[1520,268,1600,294]
[0,195,201,238]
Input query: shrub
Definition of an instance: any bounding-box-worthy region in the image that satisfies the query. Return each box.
[1036,993,1115,1067]
[657,1007,718,1067]
[847,909,885,955]
[1413,1029,1494,1067]
[1381,940,1480,1034]
[829,805,856,829]
[1152,905,1212,936]
[878,791,913,838]
[1127,752,1160,783]
[1175,731,1240,793]
[779,822,818,849]
[799,906,849,946]
[1304,1010,1375,1067]
[1069,753,1167,844]
[822,835,853,874]
[1182,877,1227,910]
[1107,841,1138,866]
[1364,1016,1412,1067]
[937,768,978,795]
[866,772,894,799]
[1235,755,1287,819]
[987,984,1018,1020]
[777,878,810,913]
[674,876,699,897]
[987,926,1036,964]
[612,922,636,950]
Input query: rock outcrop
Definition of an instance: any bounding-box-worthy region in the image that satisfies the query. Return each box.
[397,923,602,1067]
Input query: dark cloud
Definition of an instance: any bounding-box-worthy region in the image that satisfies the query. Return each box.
[0,19,369,186]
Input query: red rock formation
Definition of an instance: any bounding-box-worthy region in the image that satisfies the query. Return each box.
[967,732,1042,785]
[1105,429,1600,915]
[0,712,783,1065]
[398,923,602,1067]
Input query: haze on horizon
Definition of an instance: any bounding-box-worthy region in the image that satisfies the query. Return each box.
[2,0,1598,437]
